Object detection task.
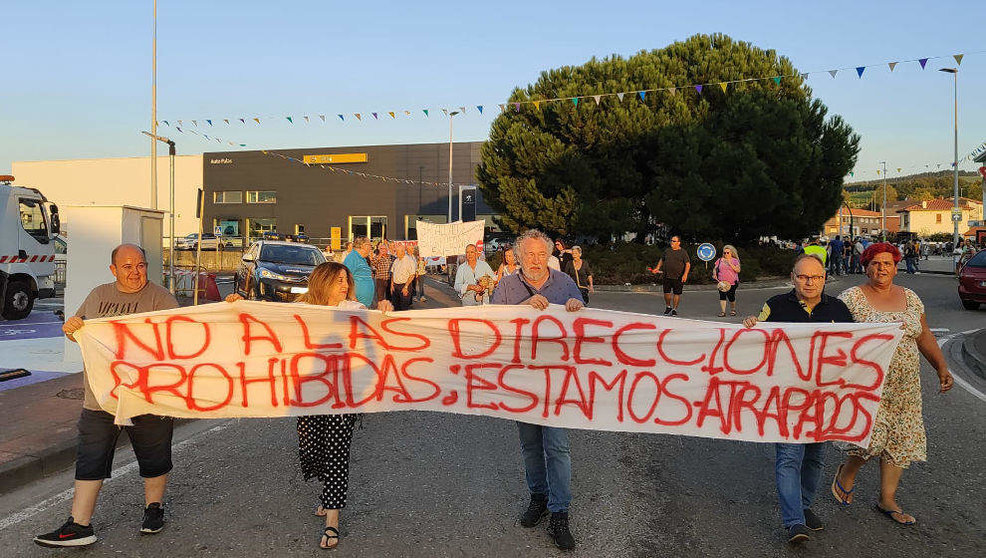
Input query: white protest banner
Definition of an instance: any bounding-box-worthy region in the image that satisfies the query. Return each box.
[77,301,902,445]
[416,220,485,257]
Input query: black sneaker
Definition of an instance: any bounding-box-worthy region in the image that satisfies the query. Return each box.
[803,508,823,531]
[547,511,576,551]
[519,494,548,528]
[140,502,165,534]
[34,517,96,548]
[670,309,678,317]
[787,523,811,544]
[663,306,673,315]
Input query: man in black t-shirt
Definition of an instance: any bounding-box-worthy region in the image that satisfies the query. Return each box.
[742,253,854,544]
[649,235,691,316]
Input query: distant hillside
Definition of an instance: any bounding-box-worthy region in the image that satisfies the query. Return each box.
[844,170,982,209]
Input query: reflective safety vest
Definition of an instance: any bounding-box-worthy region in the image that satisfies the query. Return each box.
[803,245,827,265]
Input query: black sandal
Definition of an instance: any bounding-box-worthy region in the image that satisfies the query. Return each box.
[320,526,340,549]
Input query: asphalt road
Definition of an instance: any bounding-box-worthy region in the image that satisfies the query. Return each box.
[1,273,983,557]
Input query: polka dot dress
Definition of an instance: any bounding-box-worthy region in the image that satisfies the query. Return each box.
[297,414,359,509]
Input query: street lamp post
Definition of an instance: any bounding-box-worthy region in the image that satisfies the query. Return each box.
[142,131,176,294]
[150,0,158,210]
[447,111,460,223]
[939,67,960,248]
[879,161,888,240]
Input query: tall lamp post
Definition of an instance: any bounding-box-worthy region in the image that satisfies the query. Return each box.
[939,67,960,249]
[447,110,460,223]
[142,131,175,293]
[150,0,158,209]
[879,161,888,240]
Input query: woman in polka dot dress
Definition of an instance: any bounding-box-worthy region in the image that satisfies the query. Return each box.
[227,262,393,549]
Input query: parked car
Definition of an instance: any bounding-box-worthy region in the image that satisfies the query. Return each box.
[958,249,986,310]
[234,241,326,302]
[176,233,230,251]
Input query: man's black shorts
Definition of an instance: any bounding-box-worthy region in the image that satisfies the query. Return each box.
[75,409,174,481]
[662,277,683,295]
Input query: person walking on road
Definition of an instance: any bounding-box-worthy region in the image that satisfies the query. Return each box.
[34,244,179,548]
[742,253,854,544]
[412,246,427,303]
[831,243,953,526]
[648,235,690,316]
[491,229,584,551]
[389,243,417,311]
[713,245,741,317]
[370,241,394,309]
[563,245,593,305]
[227,262,393,549]
[343,236,374,308]
[828,235,844,276]
[453,244,495,306]
[495,244,519,282]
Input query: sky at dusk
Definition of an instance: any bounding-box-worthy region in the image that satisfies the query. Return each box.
[2,0,985,182]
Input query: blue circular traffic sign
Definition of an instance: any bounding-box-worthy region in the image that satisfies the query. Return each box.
[697,243,716,262]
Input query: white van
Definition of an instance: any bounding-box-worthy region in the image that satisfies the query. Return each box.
[0,175,60,320]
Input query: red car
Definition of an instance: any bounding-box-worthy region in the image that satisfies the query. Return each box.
[958,249,986,310]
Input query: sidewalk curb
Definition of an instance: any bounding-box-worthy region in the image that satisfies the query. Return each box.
[0,440,78,496]
[961,329,986,381]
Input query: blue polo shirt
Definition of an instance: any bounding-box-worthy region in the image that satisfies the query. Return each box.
[491,268,583,305]
[343,250,375,308]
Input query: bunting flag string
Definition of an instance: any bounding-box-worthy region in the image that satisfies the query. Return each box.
[158,48,983,129]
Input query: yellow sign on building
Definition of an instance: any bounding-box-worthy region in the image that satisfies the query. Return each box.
[330,227,342,250]
[302,153,368,165]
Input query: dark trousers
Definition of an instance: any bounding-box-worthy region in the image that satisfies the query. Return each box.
[374,278,391,308]
[392,282,412,311]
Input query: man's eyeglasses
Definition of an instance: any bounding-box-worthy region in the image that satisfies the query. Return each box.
[794,274,825,283]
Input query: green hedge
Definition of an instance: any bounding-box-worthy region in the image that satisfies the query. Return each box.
[484,242,798,285]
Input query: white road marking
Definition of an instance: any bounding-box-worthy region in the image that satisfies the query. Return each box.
[0,421,233,531]
[938,335,986,404]
[0,321,62,328]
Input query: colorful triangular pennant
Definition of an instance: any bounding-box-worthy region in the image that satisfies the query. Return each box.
[423,109,429,117]
[477,105,483,114]
[919,58,928,69]
[338,114,344,121]
[772,76,781,85]
[239,118,245,124]
[252,118,260,124]
[498,104,506,112]
[719,82,727,93]
[206,119,213,126]
[533,100,541,110]
[354,113,361,121]
[192,120,198,126]
[954,54,964,65]
[303,116,309,123]
[372,113,378,120]
[616,92,625,102]
[856,66,865,78]
[286,116,293,123]
[571,97,579,106]
[223,119,230,125]
[829,70,838,78]
[888,62,898,72]
[161,120,169,126]
[593,95,601,105]
[514,103,520,112]
[695,85,703,94]
[388,112,395,119]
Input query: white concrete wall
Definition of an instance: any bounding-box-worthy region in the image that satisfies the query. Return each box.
[11,155,203,238]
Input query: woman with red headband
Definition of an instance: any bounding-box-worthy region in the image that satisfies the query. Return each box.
[831,242,953,526]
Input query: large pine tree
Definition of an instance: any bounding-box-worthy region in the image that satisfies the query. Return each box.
[476,33,860,243]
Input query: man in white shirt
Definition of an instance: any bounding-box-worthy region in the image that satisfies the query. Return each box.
[389,243,418,311]
[453,244,495,306]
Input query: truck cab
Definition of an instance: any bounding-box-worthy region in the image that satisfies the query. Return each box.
[0,175,60,320]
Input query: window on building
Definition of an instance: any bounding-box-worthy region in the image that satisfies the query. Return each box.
[246,218,277,240]
[213,191,243,204]
[936,214,942,224]
[19,199,49,243]
[348,216,387,241]
[246,190,277,204]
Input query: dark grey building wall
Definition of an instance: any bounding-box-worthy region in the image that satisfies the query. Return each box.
[202,141,492,241]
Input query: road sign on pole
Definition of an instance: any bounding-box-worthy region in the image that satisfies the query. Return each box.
[697,243,716,262]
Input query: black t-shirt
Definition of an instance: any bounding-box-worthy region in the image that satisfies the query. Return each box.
[758,289,854,323]
[660,248,690,279]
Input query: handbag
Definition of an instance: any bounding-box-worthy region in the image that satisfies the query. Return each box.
[713,259,731,292]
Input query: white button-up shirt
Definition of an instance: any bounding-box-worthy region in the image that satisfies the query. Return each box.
[391,254,417,284]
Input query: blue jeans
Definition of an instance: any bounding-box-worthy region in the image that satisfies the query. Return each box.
[775,442,825,528]
[905,257,916,274]
[517,422,571,513]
